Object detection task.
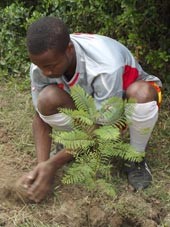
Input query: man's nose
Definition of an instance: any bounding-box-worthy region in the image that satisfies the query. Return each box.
[43,69,52,76]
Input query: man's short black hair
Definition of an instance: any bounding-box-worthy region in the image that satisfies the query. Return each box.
[26,16,70,55]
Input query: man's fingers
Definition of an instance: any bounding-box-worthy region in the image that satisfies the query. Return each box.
[16,168,38,191]
[27,169,38,181]
[28,182,48,203]
[23,169,38,186]
[27,171,45,195]
[27,175,51,202]
[29,188,46,203]
[15,174,28,188]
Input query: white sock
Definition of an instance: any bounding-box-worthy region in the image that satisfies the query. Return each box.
[38,111,72,131]
[125,101,158,152]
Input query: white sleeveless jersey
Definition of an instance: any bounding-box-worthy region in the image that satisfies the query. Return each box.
[30,34,162,109]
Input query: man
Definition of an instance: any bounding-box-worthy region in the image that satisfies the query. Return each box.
[19,16,162,203]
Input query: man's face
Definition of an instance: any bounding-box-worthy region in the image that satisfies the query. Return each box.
[29,48,72,78]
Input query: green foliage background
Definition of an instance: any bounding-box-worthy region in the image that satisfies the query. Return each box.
[0,0,169,83]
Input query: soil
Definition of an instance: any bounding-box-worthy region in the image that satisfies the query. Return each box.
[0,83,170,227]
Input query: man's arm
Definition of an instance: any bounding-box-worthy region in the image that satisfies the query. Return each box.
[17,111,73,202]
[32,112,52,162]
[25,148,73,202]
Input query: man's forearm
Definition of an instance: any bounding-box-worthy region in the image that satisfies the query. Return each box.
[47,149,73,171]
[32,112,52,162]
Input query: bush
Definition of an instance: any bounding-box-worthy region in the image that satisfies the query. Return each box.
[0,2,30,79]
[0,0,169,83]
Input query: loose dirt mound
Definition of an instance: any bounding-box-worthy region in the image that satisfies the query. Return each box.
[0,129,164,227]
[0,83,170,226]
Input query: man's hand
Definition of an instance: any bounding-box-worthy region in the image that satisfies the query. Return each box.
[17,160,56,203]
[16,148,73,203]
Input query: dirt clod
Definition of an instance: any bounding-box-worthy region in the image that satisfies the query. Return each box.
[89,205,106,226]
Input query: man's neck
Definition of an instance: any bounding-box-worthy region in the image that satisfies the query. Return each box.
[64,48,77,82]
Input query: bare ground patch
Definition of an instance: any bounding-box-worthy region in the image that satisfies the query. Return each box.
[0,82,170,226]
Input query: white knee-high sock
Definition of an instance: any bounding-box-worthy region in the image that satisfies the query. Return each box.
[125,101,158,152]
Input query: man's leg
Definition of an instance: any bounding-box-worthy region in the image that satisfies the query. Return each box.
[124,81,160,190]
[37,84,75,129]
[37,84,75,155]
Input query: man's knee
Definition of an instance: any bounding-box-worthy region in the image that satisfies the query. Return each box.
[37,85,75,115]
[126,81,158,103]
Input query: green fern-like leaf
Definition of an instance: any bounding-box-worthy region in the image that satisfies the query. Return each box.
[59,108,94,126]
[97,96,124,125]
[97,163,113,180]
[101,96,124,109]
[99,141,120,160]
[53,130,94,150]
[124,100,136,123]
[124,148,145,162]
[114,117,127,129]
[62,162,94,185]
[62,153,101,184]
[70,85,96,116]
[94,125,120,141]
[96,179,116,197]
[98,140,144,163]
[110,142,145,162]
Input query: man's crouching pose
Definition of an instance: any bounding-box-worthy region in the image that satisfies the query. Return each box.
[18,16,162,203]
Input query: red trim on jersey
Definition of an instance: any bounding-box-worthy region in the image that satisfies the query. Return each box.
[68,72,80,87]
[57,83,64,89]
[123,65,138,90]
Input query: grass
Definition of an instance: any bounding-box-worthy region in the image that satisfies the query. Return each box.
[0,79,34,155]
[0,78,170,226]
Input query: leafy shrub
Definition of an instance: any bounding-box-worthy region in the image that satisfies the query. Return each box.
[0,0,169,83]
[0,2,30,79]
[52,86,144,196]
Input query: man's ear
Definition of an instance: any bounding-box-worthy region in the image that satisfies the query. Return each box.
[66,41,74,55]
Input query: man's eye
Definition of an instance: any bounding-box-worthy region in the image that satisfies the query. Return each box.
[46,63,57,69]
[44,66,53,70]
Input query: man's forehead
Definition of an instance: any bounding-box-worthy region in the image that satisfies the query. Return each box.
[29,49,63,65]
